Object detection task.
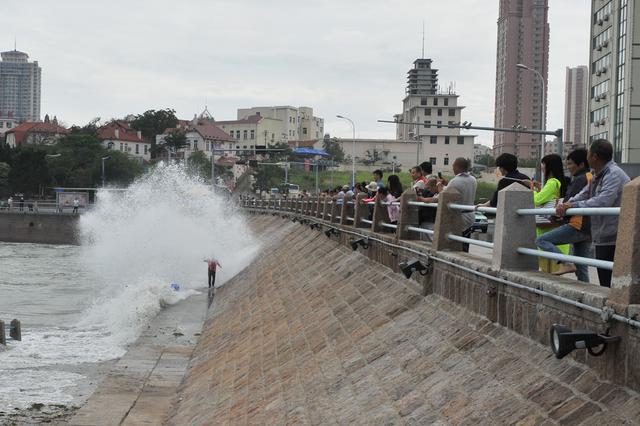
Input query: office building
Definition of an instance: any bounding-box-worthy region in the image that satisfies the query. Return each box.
[564,66,588,150]
[0,49,41,123]
[588,0,640,163]
[493,0,550,160]
[237,106,324,142]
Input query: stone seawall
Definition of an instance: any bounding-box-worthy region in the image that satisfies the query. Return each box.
[0,212,79,245]
[167,215,640,424]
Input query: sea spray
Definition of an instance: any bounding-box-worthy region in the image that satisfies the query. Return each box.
[77,163,259,345]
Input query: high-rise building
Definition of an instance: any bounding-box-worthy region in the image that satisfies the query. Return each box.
[493,0,550,160]
[395,58,475,172]
[588,0,640,164]
[564,66,588,150]
[0,49,41,123]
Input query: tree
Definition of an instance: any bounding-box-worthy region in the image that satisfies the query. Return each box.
[164,129,188,152]
[130,109,178,157]
[322,137,345,163]
[0,162,10,197]
[8,147,49,196]
[253,164,284,195]
[269,142,293,162]
[69,117,101,136]
[476,154,495,167]
[186,150,211,179]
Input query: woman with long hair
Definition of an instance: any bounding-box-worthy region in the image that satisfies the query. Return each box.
[532,154,570,272]
[387,174,403,198]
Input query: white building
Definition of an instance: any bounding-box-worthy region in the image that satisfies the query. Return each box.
[157,117,235,161]
[5,121,68,148]
[0,117,17,135]
[237,106,324,142]
[588,0,640,163]
[99,121,151,162]
[474,144,492,161]
[394,58,475,172]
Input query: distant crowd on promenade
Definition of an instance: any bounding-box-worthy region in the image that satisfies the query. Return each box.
[251,139,630,288]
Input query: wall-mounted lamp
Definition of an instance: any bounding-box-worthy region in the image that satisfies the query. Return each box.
[350,238,369,251]
[550,324,620,359]
[399,259,429,279]
[325,228,340,238]
[309,223,321,230]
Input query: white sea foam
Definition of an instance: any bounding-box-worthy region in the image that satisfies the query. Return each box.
[0,164,259,409]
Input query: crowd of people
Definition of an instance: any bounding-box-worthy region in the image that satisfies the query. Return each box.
[289,139,631,288]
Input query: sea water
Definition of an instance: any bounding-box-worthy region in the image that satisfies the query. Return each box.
[0,164,259,410]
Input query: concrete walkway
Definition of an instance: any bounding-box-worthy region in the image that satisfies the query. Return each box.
[68,290,207,426]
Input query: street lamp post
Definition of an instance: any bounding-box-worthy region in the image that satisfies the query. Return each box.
[516,63,546,183]
[336,115,356,188]
[101,156,110,188]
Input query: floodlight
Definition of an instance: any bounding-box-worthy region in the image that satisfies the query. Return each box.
[350,238,369,251]
[398,259,428,279]
[550,324,620,359]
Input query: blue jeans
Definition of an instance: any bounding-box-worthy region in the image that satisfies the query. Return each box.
[535,224,591,282]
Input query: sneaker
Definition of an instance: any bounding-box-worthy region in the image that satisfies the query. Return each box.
[552,263,577,276]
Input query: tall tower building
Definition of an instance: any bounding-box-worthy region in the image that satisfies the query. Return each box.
[493,0,550,160]
[395,58,475,172]
[564,66,588,150]
[0,49,42,123]
[588,0,639,164]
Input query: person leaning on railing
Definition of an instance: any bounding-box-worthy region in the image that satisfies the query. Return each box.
[476,153,530,209]
[529,154,571,273]
[535,149,592,282]
[556,139,631,288]
[441,158,477,252]
[386,174,404,225]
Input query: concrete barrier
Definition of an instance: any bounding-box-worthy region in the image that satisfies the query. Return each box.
[0,212,79,245]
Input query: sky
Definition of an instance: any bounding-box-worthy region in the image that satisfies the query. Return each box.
[1,0,590,147]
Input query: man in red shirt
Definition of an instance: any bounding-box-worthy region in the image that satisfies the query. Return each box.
[204,258,222,288]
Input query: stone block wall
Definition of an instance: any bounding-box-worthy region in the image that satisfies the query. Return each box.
[0,212,79,245]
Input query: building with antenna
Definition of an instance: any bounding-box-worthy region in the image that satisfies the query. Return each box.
[394,58,475,171]
[0,48,41,123]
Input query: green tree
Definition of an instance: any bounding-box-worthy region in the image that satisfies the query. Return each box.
[269,142,293,162]
[130,109,178,157]
[69,117,101,136]
[8,147,49,196]
[163,129,188,153]
[322,137,345,163]
[186,150,211,179]
[476,154,495,167]
[253,164,284,195]
[0,162,11,197]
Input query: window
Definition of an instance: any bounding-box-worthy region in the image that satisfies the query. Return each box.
[424,120,431,128]
[430,136,437,144]
[448,108,455,117]
[457,136,465,145]
[6,122,11,129]
[135,144,139,154]
[250,130,255,139]
[430,157,437,165]
[0,122,3,128]
[420,97,428,105]
[144,145,148,155]
[425,108,431,116]
[445,136,450,145]
[591,106,609,123]
[243,130,248,140]
[193,140,198,150]
[437,109,443,116]
[120,143,124,151]
[444,157,449,166]
[433,98,438,106]
[444,98,449,106]
[437,121,442,128]
[303,127,307,135]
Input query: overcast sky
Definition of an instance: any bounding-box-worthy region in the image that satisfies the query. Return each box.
[2,0,590,147]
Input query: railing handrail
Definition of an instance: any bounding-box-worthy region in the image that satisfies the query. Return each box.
[516,247,614,270]
[517,207,620,216]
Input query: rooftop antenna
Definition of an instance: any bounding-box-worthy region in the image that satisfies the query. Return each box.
[14,36,16,51]
[421,20,425,59]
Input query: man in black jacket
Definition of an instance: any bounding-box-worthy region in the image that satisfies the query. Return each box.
[477,153,530,208]
[535,149,591,281]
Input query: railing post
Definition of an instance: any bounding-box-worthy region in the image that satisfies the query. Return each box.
[353,193,370,229]
[492,183,538,271]
[316,196,323,218]
[330,197,340,223]
[432,188,464,252]
[10,319,21,341]
[371,196,390,233]
[396,189,420,240]
[610,177,640,308]
[322,196,330,220]
[340,195,353,225]
[0,320,5,345]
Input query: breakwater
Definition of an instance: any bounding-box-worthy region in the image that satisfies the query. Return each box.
[0,212,79,245]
